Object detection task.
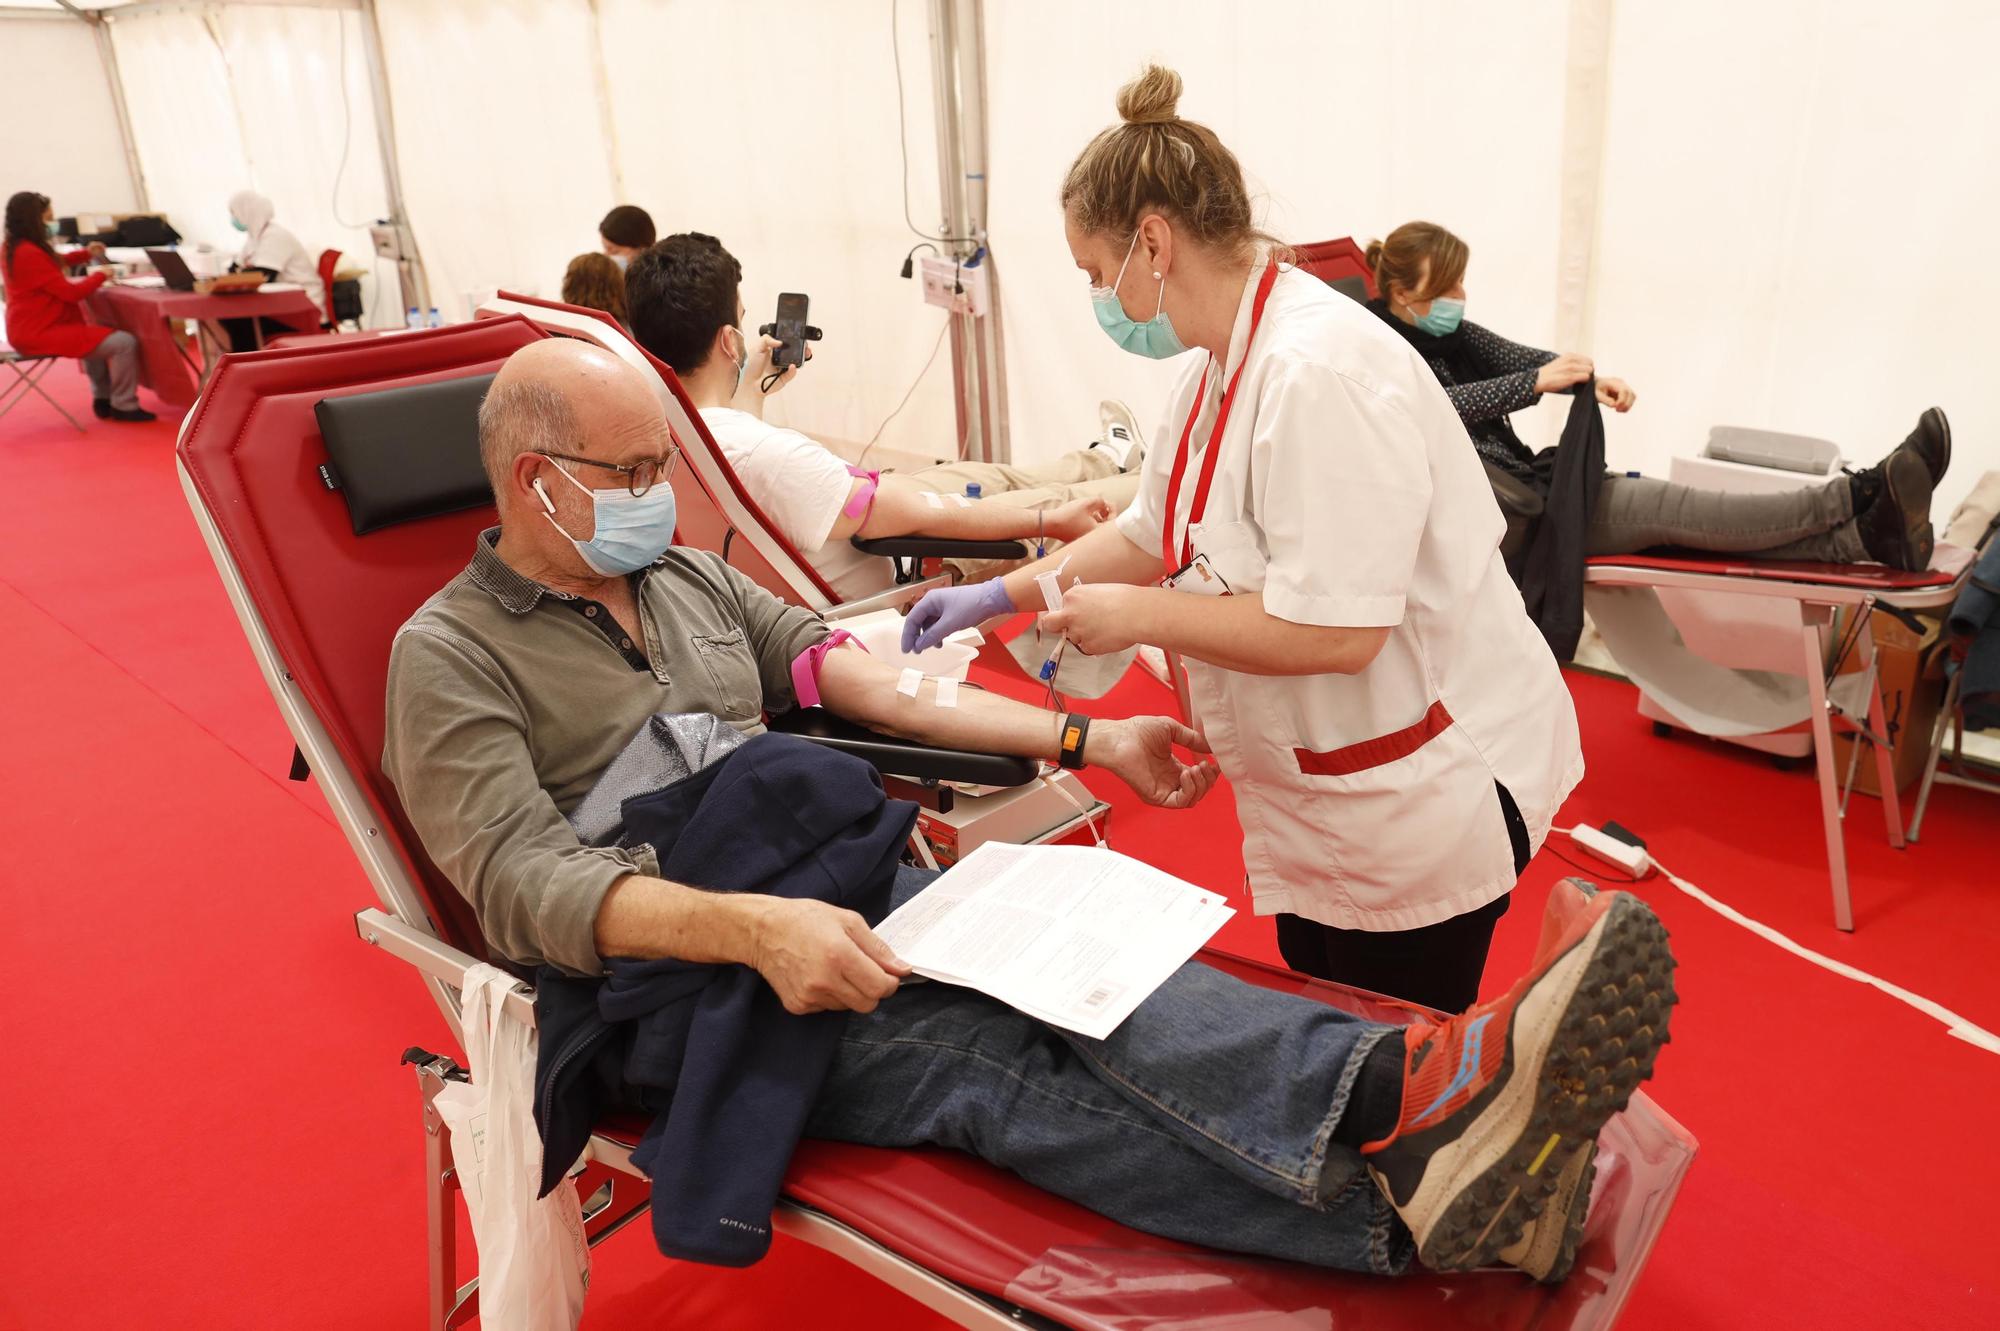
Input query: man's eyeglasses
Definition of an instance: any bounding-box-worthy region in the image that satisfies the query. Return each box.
[539,448,679,497]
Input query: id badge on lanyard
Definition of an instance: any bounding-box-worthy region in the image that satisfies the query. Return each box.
[1163,551,1232,597]
[1158,262,1279,585]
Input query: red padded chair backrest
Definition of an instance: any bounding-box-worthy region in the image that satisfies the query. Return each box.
[316,248,341,326]
[479,292,843,609]
[1292,237,1377,297]
[177,319,547,959]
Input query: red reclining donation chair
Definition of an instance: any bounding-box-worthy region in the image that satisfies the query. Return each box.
[477,292,1025,620]
[176,320,1695,1330]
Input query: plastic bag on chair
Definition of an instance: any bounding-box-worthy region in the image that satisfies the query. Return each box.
[432,964,590,1331]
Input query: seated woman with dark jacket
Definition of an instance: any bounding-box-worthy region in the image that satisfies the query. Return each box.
[2,190,153,422]
[1363,221,1947,571]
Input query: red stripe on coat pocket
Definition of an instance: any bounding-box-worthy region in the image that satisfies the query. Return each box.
[1293,700,1454,777]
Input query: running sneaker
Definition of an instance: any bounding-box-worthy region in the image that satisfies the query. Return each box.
[1361,885,1676,1274]
[1496,1138,1597,1283]
[1093,399,1145,471]
[1494,878,1605,1283]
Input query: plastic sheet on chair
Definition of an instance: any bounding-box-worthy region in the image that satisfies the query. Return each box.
[993,1098,1691,1331]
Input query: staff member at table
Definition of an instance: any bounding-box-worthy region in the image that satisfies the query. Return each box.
[902,68,1582,1012]
[3,191,153,422]
[222,190,317,351]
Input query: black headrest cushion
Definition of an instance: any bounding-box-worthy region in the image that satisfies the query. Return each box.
[315,372,496,534]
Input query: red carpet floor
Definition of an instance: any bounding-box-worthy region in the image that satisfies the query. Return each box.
[3,367,1996,1329]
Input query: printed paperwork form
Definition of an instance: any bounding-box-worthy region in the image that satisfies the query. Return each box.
[874,842,1234,1039]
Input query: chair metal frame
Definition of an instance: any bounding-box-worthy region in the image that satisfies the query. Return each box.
[1584,553,1973,930]
[0,349,87,433]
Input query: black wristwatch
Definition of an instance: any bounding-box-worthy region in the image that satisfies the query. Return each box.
[1058,713,1091,770]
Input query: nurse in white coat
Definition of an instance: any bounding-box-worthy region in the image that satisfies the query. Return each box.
[904,66,1583,1012]
[223,190,319,351]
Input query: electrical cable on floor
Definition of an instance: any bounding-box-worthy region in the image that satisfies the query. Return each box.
[1554,824,2000,1056]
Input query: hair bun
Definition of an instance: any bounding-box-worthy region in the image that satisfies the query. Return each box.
[1116,65,1183,125]
[1364,239,1385,267]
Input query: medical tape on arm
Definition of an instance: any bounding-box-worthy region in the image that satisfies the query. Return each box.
[843,465,881,522]
[790,630,864,709]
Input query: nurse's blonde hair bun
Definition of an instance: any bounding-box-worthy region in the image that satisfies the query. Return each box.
[1116,65,1183,125]
[1064,64,1285,261]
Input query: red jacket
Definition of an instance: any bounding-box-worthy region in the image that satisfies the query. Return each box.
[2,244,110,358]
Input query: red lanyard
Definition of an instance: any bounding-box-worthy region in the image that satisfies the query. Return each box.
[1161,261,1280,572]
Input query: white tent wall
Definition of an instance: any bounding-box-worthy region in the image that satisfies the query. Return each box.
[105,5,398,326]
[984,0,1575,467]
[209,5,401,325]
[371,0,613,324]
[1587,0,2000,519]
[596,0,959,455]
[108,11,250,252]
[0,16,139,218]
[33,1,1994,515]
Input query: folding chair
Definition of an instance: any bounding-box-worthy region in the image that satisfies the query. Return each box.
[476,293,1025,622]
[177,317,1696,1330]
[0,346,87,433]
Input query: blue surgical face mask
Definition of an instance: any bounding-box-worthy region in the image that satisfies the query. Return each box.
[1091,231,1187,359]
[536,457,678,576]
[610,252,629,272]
[231,217,249,233]
[1414,296,1465,336]
[731,327,749,394]
[45,220,60,239]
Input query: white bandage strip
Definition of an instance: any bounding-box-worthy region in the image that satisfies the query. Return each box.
[897,667,924,698]
[922,491,944,509]
[934,676,959,708]
[948,493,971,507]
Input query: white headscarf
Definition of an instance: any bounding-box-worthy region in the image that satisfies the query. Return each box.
[229,190,275,255]
[226,189,315,286]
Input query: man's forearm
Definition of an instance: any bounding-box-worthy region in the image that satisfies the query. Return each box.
[1133,588,1389,676]
[859,479,1061,543]
[817,649,1065,760]
[593,873,774,964]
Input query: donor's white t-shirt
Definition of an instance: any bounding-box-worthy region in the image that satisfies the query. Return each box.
[698,407,886,600]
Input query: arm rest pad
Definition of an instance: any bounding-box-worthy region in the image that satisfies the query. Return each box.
[768,707,1037,789]
[851,535,1029,560]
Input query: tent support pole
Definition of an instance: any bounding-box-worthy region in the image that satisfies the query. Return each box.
[926,0,1007,465]
[359,0,430,317]
[66,3,152,213]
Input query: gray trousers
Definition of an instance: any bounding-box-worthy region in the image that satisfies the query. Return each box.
[80,330,141,412]
[1586,473,1863,562]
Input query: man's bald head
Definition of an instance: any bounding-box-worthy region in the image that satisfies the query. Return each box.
[478,339,667,507]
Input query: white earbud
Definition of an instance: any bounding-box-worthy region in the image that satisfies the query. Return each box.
[533,476,558,516]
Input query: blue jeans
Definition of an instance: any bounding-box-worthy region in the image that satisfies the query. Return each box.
[803,868,1414,1274]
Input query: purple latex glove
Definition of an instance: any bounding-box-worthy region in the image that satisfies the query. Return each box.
[901,579,1014,653]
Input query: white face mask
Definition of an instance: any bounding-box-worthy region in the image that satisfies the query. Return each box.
[610,252,629,272]
[533,457,677,576]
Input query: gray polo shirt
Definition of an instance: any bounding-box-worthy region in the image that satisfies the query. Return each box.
[382,529,828,976]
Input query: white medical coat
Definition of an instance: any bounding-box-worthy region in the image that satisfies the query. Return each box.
[1115,264,1583,930]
